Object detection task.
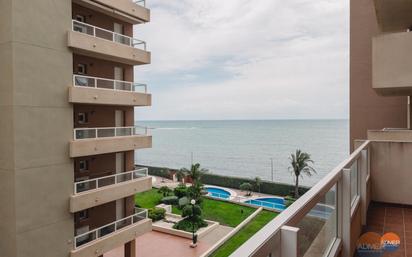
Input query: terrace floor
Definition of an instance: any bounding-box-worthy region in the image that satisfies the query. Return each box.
[355,202,412,257]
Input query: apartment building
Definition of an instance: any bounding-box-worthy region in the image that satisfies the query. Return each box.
[229,0,412,257]
[0,1,153,257]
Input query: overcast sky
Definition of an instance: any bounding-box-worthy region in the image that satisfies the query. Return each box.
[134,0,349,121]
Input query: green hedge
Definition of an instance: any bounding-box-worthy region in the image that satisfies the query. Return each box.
[137,165,310,197]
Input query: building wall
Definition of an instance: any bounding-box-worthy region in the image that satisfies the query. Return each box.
[350,0,407,151]
[72,3,133,37]
[370,141,412,205]
[73,105,134,128]
[0,0,74,257]
[73,54,134,81]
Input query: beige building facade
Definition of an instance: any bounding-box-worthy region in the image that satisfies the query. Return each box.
[0,1,152,257]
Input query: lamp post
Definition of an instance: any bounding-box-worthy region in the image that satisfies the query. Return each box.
[190,199,197,248]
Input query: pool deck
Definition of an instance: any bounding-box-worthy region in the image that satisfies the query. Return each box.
[151,175,285,200]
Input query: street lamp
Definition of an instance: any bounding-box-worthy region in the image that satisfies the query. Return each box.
[190,199,197,248]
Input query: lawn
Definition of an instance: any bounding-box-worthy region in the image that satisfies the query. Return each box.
[135,188,256,227]
[210,210,278,257]
[134,188,164,209]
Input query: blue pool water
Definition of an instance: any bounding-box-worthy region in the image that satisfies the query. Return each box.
[206,187,231,199]
[245,197,286,211]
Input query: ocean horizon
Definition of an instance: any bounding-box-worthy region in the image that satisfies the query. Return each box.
[135,119,349,187]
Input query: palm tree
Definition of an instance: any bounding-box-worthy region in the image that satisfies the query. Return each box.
[253,176,262,193]
[289,149,316,198]
[180,163,208,185]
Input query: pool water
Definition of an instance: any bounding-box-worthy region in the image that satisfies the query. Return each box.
[206,187,231,199]
[245,197,286,211]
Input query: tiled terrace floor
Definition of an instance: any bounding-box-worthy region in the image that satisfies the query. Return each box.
[355,202,412,257]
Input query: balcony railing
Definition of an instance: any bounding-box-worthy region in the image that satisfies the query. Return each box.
[73,126,150,140]
[73,74,147,93]
[132,0,146,7]
[231,141,370,257]
[74,168,148,194]
[74,208,148,249]
[72,20,147,50]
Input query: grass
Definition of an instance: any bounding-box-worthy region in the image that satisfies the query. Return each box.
[210,210,278,257]
[198,198,255,227]
[134,188,164,209]
[135,188,256,227]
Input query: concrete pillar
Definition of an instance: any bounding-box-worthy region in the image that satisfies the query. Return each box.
[281,225,299,257]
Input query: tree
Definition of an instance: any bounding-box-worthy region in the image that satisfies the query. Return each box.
[240,182,253,196]
[175,169,186,182]
[158,186,172,197]
[289,149,316,198]
[253,176,262,193]
[187,181,203,203]
[180,163,208,185]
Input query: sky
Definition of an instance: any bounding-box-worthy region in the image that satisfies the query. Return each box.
[134,0,349,121]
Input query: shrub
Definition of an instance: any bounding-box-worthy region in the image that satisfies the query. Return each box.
[284,196,296,208]
[174,184,188,198]
[148,207,166,221]
[240,182,253,196]
[178,196,189,209]
[161,196,178,205]
[158,186,172,197]
[173,218,208,233]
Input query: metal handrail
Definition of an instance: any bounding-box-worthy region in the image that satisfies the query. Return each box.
[72,20,147,50]
[73,126,150,140]
[73,74,148,93]
[74,209,148,249]
[74,168,148,194]
[132,0,146,7]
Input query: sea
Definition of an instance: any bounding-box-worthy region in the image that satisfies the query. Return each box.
[135,120,349,187]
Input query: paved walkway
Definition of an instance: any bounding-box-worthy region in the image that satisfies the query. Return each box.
[104,225,233,257]
[201,225,233,245]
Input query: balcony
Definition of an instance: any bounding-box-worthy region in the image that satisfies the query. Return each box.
[72,0,150,24]
[372,32,412,96]
[71,209,151,257]
[70,168,151,212]
[367,128,412,141]
[69,75,151,106]
[68,20,151,65]
[230,139,412,257]
[373,0,412,32]
[69,126,152,157]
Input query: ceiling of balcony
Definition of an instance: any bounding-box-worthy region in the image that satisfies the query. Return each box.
[374,0,412,32]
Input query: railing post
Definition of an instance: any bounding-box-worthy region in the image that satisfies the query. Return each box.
[281,225,299,257]
[115,127,117,137]
[360,149,368,226]
[340,168,351,257]
[95,128,98,138]
[115,174,117,184]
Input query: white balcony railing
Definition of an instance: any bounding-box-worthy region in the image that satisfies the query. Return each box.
[73,74,147,93]
[74,168,148,194]
[132,0,146,7]
[74,208,148,249]
[230,141,370,257]
[74,126,150,140]
[72,20,147,51]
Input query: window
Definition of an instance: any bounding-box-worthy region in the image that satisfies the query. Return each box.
[78,112,88,124]
[79,160,89,172]
[79,210,89,220]
[77,64,87,75]
[75,15,85,23]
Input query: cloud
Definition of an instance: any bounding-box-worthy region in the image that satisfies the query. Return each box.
[134,0,349,120]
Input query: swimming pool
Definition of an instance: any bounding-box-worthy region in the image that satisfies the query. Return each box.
[205,187,231,199]
[245,197,286,211]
